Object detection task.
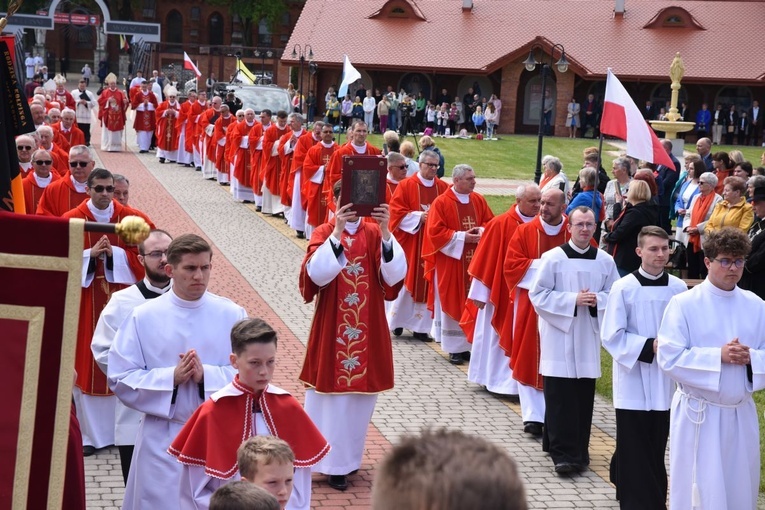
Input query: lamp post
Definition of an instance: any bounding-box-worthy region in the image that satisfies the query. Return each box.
[291,44,313,113]
[253,48,274,84]
[523,43,569,184]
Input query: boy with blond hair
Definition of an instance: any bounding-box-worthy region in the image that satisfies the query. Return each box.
[237,436,295,509]
[169,318,329,510]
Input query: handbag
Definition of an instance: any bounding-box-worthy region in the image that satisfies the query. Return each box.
[727,125,735,133]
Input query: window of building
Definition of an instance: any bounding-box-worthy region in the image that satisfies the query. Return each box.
[209,13,224,45]
[644,7,704,29]
[142,0,156,19]
[190,7,201,22]
[282,12,290,26]
[258,18,272,45]
[716,86,753,113]
[167,10,183,44]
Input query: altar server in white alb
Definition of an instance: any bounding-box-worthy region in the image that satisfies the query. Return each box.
[601,226,686,509]
[107,234,247,510]
[91,229,173,485]
[658,227,765,510]
[529,206,619,475]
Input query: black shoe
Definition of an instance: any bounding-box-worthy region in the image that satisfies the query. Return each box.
[196,166,202,171]
[461,351,471,361]
[243,200,254,204]
[327,475,348,491]
[296,231,305,239]
[158,157,165,163]
[83,445,96,457]
[220,182,230,186]
[412,332,432,342]
[449,353,464,365]
[139,150,148,153]
[256,206,262,212]
[273,212,284,219]
[574,463,588,473]
[392,328,403,337]
[523,421,543,437]
[554,462,576,475]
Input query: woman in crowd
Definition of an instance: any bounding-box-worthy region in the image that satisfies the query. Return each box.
[454,96,465,131]
[711,151,734,194]
[703,176,753,234]
[436,104,449,137]
[566,97,580,138]
[673,156,702,247]
[539,155,571,201]
[484,103,498,139]
[600,157,632,248]
[567,167,603,215]
[340,94,352,130]
[683,171,723,278]
[603,180,659,276]
[400,141,419,177]
[351,95,364,122]
[377,95,390,134]
[448,102,459,136]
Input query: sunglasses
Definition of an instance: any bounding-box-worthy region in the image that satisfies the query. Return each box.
[391,164,407,170]
[17,145,33,150]
[90,185,115,193]
[34,160,53,165]
[70,161,90,168]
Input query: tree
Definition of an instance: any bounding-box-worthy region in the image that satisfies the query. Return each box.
[206,0,288,48]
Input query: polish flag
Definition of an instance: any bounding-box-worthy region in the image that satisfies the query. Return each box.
[183,52,201,78]
[600,69,674,168]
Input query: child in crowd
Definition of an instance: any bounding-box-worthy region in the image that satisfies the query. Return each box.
[210,481,279,510]
[169,318,329,510]
[472,105,486,134]
[436,103,449,137]
[425,101,437,131]
[237,436,295,510]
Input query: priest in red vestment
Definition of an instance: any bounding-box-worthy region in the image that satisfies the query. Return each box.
[175,90,194,167]
[299,182,406,491]
[155,87,182,163]
[36,146,94,216]
[97,74,128,152]
[62,168,150,454]
[52,109,85,153]
[261,111,289,216]
[16,134,35,177]
[387,150,449,340]
[212,105,236,184]
[288,119,322,237]
[248,110,270,208]
[503,188,570,435]
[131,81,158,153]
[302,124,338,236]
[37,125,69,176]
[52,74,76,110]
[460,184,541,397]
[230,108,258,202]
[323,120,381,215]
[23,150,60,214]
[189,91,208,170]
[422,164,494,364]
[199,96,223,179]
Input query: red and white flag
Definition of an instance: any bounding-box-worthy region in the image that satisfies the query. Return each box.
[600,69,674,168]
[183,51,201,78]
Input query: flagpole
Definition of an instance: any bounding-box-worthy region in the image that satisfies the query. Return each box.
[592,133,605,213]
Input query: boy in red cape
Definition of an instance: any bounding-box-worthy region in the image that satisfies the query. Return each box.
[169,318,329,510]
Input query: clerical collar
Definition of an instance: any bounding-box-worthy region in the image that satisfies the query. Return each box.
[702,278,737,297]
[320,141,334,148]
[567,240,590,254]
[86,199,114,223]
[540,217,564,235]
[351,142,367,153]
[70,176,88,193]
[517,207,535,223]
[293,129,304,137]
[417,173,434,187]
[20,161,32,169]
[561,240,598,260]
[262,122,271,129]
[246,120,254,126]
[33,173,52,187]
[313,134,321,142]
[386,173,399,184]
[632,267,669,287]
[168,101,178,107]
[451,187,470,204]
[170,288,207,308]
[143,277,172,294]
[344,218,361,235]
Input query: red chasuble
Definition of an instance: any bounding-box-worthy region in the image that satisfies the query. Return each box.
[287,132,319,205]
[247,123,265,190]
[231,120,255,187]
[53,89,76,110]
[190,100,208,153]
[302,142,338,227]
[156,101,181,151]
[51,122,86,153]
[23,171,60,214]
[277,129,304,206]
[262,124,288,195]
[213,114,235,173]
[168,377,330,479]
[36,175,88,216]
[62,201,147,395]
[97,88,127,126]
[389,175,449,303]
[503,216,570,389]
[299,221,399,393]
[131,92,158,132]
[459,205,526,343]
[324,142,382,214]
[422,190,494,320]
[103,105,126,132]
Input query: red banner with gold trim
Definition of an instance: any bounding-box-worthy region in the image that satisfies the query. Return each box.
[0,211,84,509]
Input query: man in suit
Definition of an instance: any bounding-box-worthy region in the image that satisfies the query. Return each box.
[750,100,762,147]
[582,94,600,138]
[643,100,657,121]
[695,103,712,140]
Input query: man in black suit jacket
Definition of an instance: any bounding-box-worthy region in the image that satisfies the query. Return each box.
[643,100,656,121]
[656,139,681,234]
[750,100,762,146]
[582,93,600,138]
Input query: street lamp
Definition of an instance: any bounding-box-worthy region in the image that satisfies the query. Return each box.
[523,43,569,184]
[290,44,313,113]
[253,48,274,84]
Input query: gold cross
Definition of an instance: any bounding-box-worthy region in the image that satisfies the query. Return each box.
[322,154,331,164]
[462,216,476,230]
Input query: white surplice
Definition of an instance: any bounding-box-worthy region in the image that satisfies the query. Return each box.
[91,279,171,445]
[466,279,518,395]
[657,280,765,510]
[107,290,246,510]
[601,269,686,411]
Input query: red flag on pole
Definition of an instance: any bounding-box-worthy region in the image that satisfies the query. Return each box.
[600,69,674,168]
[184,52,202,78]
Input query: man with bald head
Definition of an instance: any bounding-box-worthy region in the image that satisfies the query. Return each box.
[16,134,35,177]
[37,125,70,176]
[23,148,60,213]
[30,102,46,129]
[462,183,542,396]
[503,188,570,437]
[696,137,713,172]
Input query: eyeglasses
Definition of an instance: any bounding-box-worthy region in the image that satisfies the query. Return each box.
[33,160,53,165]
[90,185,115,193]
[571,222,597,230]
[142,250,167,259]
[17,145,32,151]
[70,161,90,168]
[391,164,407,170]
[711,257,745,269]
[421,162,439,168]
